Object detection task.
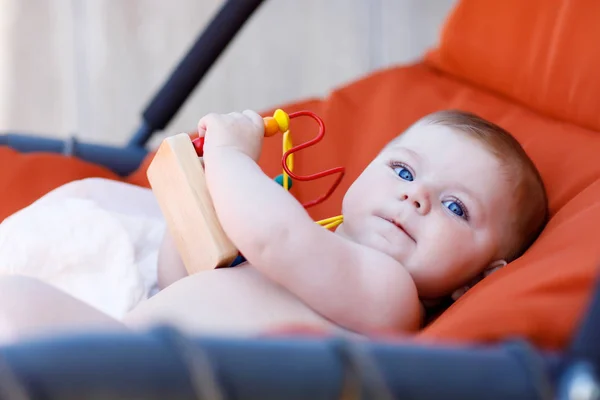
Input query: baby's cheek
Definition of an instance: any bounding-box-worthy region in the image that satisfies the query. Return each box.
[425,221,474,261]
[445,228,492,275]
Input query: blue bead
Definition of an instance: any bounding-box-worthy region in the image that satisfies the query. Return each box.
[275,174,293,189]
[229,254,246,267]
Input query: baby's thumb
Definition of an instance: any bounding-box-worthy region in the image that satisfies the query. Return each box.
[197,113,218,138]
[194,113,219,157]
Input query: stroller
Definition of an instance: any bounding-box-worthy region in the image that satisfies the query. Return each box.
[1,1,599,398]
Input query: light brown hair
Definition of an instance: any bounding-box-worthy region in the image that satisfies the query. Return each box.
[421,109,549,261]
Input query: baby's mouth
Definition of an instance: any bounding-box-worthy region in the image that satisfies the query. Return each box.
[382,217,416,242]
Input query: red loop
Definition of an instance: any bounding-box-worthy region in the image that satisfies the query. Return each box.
[283,111,345,209]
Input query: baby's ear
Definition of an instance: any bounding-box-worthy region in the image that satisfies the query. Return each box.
[483,259,507,277]
[450,259,507,301]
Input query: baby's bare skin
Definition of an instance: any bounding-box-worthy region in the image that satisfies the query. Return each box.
[128,232,345,337]
[125,265,338,336]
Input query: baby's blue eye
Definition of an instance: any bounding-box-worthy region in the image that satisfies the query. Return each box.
[394,166,413,181]
[443,200,466,219]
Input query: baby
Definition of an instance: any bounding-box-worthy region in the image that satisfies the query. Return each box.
[0,109,548,342]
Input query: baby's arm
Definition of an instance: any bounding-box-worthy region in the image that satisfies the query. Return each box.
[200,112,421,334]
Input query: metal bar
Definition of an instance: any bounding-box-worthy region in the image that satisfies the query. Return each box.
[0,133,147,176]
[0,326,560,400]
[130,0,268,147]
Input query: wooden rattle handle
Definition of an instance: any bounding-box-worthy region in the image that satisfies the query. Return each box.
[147,109,293,274]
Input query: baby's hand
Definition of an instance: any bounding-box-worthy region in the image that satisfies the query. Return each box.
[197,110,265,161]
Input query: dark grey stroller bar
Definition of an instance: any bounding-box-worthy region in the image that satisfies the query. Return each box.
[0,133,148,176]
[130,0,268,148]
[0,327,562,400]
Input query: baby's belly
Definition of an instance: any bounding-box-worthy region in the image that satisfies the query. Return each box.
[123,266,336,336]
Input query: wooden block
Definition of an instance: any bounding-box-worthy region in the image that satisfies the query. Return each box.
[147,133,238,274]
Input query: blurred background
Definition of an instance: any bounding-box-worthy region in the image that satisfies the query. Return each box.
[0,0,456,147]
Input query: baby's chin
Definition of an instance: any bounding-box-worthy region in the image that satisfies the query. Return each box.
[355,232,413,263]
[336,221,413,262]
[409,271,460,300]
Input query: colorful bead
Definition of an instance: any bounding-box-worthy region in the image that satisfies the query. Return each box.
[274,174,293,189]
[192,137,205,157]
[273,109,290,132]
[264,117,281,137]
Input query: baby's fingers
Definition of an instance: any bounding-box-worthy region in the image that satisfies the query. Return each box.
[242,110,266,133]
[197,112,220,137]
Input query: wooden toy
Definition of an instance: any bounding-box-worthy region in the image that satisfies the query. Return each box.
[147,109,345,275]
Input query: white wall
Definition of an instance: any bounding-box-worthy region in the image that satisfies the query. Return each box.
[0,0,456,146]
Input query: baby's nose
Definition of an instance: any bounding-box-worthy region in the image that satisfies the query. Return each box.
[402,187,431,215]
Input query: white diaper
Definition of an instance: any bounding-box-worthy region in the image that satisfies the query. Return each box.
[0,178,166,320]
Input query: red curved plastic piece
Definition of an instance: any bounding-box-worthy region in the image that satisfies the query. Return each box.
[283,111,345,209]
[192,136,205,156]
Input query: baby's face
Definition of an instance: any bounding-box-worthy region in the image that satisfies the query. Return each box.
[339,123,513,298]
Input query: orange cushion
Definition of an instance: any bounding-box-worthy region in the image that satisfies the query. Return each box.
[255,62,600,350]
[424,0,600,132]
[0,148,122,222]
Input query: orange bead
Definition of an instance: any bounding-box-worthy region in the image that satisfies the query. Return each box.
[263,117,280,137]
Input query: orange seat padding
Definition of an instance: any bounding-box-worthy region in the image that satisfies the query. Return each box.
[0,148,122,222]
[2,0,599,351]
[425,0,600,132]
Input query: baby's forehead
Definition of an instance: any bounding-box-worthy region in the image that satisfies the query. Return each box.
[383,124,507,184]
[386,124,491,157]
